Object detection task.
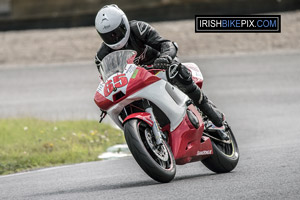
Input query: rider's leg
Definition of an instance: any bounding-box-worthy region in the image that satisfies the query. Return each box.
[167,63,224,127]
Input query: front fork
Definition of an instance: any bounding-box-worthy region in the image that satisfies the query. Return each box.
[143,99,163,145]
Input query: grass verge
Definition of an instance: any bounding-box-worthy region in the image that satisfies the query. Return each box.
[0,118,125,175]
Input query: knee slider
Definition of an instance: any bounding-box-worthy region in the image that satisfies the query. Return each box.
[177,64,193,85]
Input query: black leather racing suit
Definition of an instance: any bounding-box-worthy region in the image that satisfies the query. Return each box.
[95,20,224,127]
[95,20,177,66]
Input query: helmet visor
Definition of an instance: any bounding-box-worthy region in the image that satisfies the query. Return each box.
[99,19,127,45]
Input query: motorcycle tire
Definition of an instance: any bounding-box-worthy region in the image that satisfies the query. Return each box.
[124,119,176,183]
[201,124,239,173]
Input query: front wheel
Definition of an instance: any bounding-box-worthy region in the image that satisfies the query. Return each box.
[202,122,239,173]
[124,119,176,183]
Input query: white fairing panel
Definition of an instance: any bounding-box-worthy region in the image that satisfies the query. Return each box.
[107,79,189,131]
[105,63,203,131]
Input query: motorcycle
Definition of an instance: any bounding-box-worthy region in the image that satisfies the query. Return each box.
[94,50,239,183]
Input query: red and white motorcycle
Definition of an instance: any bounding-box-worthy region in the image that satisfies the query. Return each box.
[94,50,239,183]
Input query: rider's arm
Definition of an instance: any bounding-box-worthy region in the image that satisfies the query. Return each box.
[95,43,112,72]
[130,21,177,59]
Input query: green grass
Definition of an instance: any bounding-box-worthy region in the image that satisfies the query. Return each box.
[0,118,125,175]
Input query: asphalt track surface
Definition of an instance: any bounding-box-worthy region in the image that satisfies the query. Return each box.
[0,51,300,199]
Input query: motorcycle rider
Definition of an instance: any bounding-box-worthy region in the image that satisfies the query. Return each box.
[94,4,224,128]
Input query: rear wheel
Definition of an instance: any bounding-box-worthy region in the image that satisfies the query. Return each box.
[202,122,239,173]
[124,119,176,183]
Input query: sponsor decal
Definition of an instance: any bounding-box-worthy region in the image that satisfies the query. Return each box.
[195,15,281,33]
[197,150,212,156]
[125,65,135,73]
[97,84,104,93]
[134,46,149,65]
[131,69,139,79]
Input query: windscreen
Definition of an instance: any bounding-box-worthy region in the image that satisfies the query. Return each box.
[99,50,137,81]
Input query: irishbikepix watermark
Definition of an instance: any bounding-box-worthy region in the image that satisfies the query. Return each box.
[195,15,281,33]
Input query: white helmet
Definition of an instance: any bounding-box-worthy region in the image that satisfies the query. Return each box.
[95,5,130,50]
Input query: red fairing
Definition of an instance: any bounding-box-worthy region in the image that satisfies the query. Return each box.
[126,67,160,97]
[94,67,160,111]
[123,112,153,127]
[168,104,213,165]
[147,68,164,75]
[94,92,112,111]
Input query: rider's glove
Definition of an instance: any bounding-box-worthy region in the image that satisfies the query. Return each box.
[95,55,101,73]
[152,55,172,69]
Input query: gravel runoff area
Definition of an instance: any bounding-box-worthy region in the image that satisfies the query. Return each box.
[0,10,299,67]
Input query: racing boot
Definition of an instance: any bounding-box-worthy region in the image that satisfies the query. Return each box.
[187,86,224,127]
[187,84,229,141]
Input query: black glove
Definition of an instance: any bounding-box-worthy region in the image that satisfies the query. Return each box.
[153,55,172,69]
[95,55,101,73]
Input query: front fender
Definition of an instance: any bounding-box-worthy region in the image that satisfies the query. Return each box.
[123,112,153,127]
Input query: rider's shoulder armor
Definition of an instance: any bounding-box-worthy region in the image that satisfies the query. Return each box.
[130,20,153,40]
